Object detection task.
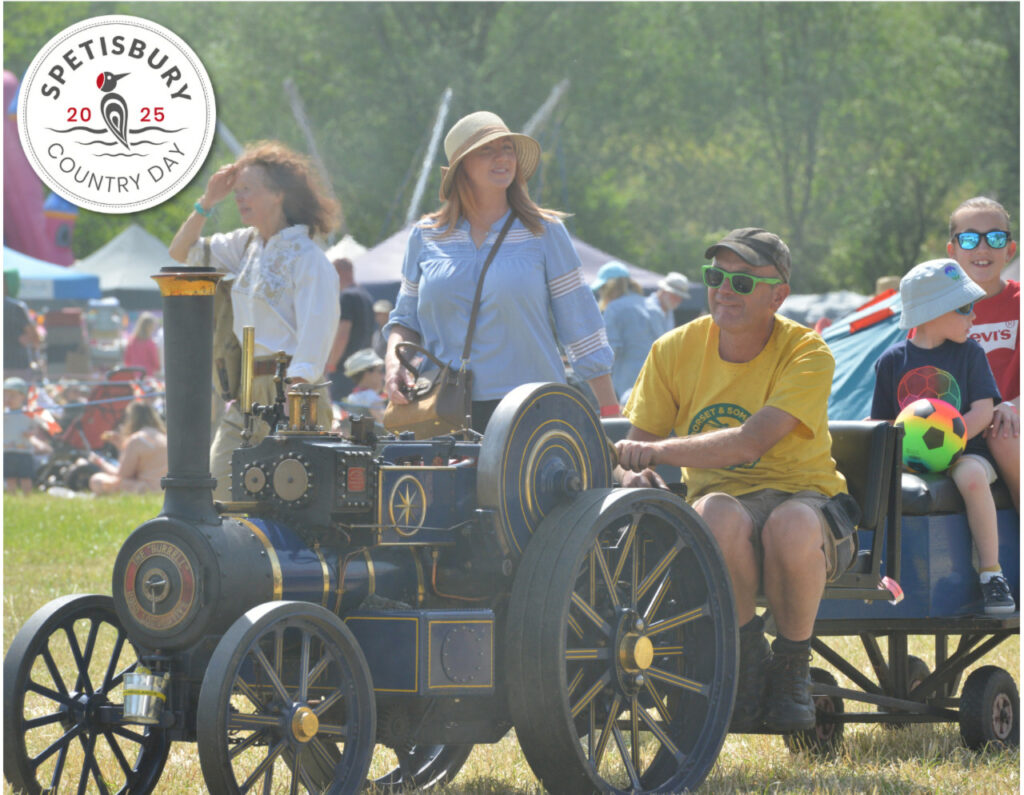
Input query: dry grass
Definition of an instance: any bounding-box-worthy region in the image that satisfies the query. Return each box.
[3,493,1018,793]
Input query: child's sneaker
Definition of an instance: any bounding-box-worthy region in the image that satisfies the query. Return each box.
[981,574,1016,616]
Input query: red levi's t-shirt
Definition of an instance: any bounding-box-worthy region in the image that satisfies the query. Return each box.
[969,279,1020,401]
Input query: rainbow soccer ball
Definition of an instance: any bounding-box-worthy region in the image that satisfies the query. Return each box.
[895,398,967,474]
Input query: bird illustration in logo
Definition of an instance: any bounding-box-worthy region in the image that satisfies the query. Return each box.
[96,71,130,150]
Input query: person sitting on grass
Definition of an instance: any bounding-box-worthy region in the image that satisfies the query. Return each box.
[341,348,387,423]
[88,400,168,496]
[4,377,51,494]
[871,259,1013,615]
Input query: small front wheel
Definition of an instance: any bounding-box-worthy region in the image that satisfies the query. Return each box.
[784,668,844,756]
[959,665,1019,750]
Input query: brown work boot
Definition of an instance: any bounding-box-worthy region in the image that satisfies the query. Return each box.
[764,638,815,731]
[729,615,770,731]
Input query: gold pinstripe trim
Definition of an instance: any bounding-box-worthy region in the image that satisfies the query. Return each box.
[364,549,375,596]
[313,546,329,608]
[237,518,283,600]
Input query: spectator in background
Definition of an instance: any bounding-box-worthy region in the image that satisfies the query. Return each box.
[4,273,40,375]
[946,196,1019,513]
[371,299,393,358]
[875,275,900,295]
[341,348,387,423]
[594,261,666,403]
[646,271,690,335]
[123,312,161,376]
[326,257,375,400]
[88,400,168,495]
[4,376,51,493]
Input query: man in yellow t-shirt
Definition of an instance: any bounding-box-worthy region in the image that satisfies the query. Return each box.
[616,228,852,734]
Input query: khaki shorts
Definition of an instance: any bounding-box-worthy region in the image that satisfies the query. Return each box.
[726,488,845,582]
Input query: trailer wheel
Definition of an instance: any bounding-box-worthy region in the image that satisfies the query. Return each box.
[959,666,1019,750]
[370,743,473,790]
[3,594,170,794]
[784,668,844,756]
[880,654,931,728]
[506,488,737,794]
[197,601,376,794]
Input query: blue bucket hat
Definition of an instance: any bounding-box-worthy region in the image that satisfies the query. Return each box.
[590,261,631,291]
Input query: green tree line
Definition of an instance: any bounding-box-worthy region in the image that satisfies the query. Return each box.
[4,1,1019,293]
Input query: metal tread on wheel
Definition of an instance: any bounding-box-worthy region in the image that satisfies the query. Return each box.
[506,488,738,793]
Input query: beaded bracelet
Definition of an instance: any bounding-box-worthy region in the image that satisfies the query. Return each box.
[194,201,212,217]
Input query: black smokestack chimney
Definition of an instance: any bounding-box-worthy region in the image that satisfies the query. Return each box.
[153,267,223,524]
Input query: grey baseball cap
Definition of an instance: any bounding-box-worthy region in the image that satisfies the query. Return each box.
[898,259,987,330]
[705,228,791,283]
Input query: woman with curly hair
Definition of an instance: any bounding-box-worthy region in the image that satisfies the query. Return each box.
[169,141,341,498]
[384,111,617,432]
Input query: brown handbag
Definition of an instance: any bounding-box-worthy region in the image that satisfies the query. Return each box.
[383,213,515,438]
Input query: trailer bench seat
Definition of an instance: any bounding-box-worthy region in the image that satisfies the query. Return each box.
[902,471,1014,515]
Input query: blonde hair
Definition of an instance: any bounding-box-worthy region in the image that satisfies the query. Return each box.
[423,159,567,237]
[131,312,158,342]
[949,196,1013,238]
[122,400,165,435]
[598,277,642,311]
[236,141,340,237]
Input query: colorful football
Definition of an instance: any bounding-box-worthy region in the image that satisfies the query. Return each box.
[895,398,967,474]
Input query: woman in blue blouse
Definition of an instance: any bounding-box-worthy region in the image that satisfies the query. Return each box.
[384,111,618,431]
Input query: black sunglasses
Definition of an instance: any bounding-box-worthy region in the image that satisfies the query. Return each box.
[954,230,1010,250]
[701,264,783,295]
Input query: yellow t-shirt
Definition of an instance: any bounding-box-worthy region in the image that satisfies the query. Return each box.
[624,314,846,501]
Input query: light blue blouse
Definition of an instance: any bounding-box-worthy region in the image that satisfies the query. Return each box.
[604,292,666,401]
[385,211,613,401]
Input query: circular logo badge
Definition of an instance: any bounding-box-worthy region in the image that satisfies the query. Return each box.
[18,15,215,214]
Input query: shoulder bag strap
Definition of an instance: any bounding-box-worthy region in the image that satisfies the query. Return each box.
[461,212,516,368]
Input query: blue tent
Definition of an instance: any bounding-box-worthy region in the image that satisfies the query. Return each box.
[3,247,101,300]
[822,290,906,421]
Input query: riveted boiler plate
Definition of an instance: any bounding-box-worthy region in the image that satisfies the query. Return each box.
[273,458,309,502]
[243,465,267,494]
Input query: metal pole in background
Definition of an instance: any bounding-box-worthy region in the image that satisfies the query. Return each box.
[216,120,244,157]
[283,77,343,237]
[405,87,453,227]
[523,78,570,137]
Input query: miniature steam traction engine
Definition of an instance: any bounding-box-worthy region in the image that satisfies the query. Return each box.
[3,265,739,793]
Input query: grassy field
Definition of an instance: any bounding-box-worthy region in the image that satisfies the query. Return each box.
[3,493,1019,793]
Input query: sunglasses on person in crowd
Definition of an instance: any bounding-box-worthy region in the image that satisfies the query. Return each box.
[701,264,784,295]
[954,230,1010,250]
[954,302,976,316]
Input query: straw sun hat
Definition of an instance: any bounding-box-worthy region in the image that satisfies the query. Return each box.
[439,111,541,201]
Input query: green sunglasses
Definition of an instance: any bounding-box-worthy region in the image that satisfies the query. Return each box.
[702,264,784,295]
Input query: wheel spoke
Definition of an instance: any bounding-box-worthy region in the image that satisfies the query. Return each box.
[229,728,269,759]
[101,728,133,778]
[610,513,641,584]
[298,633,312,702]
[637,539,683,603]
[24,709,67,730]
[109,724,150,744]
[78,619,103,691]
[570,670,611,719]
[630,531,639,608]
[288,747,300,795]
[229,713,282,731]
[611,723,641,790]
[316,721,348,738]
[240,738,287,793]
[253,648,292,704]
[64,625,94,695]
[32,722,82,768]
[592,693,621,768]
[565,646,611,662]
[652,643,684,657]
[306,655,329,691]
[643,678,674,725]
[638,703,684,762]
[570,592,612,637]
[647,665,708,696]
[234,675,266,711]
[40,646,71,701]
[313,688,343,717]
[641,569,672,624]
[591,545,619,608]
[630,695,640,776]
[567,667,585,698]
[101,631,128,693]
[646,603,707,637]
[45,738,70,792]
[27,677,69,704]
[567,614,584,639]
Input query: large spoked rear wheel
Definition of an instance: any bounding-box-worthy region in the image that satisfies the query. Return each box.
[507,489,738,793]
[3,594,170,794]
[197,601,376,794]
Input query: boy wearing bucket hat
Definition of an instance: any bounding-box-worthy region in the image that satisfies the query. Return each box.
[4,377,49,493]
[340,348,386,422]
[615,228,854,733]
[384,110,617,431]
[871,259,1012,615]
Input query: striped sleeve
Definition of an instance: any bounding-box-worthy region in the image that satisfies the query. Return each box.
[542,219,613,380]
[382,224,424,338]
